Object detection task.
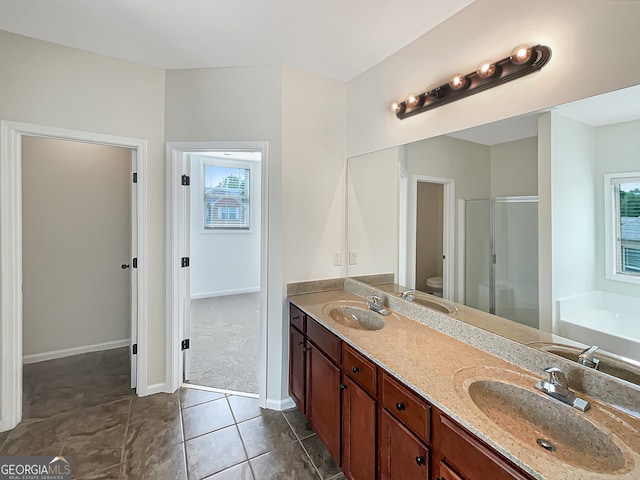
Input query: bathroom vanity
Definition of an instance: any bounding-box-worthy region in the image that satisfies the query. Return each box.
[288,284,640,480]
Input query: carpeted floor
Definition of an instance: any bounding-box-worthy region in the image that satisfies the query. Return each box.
[187,293,260,394]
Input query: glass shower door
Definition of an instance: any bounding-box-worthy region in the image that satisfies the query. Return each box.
[464,199,491,313]
[493,198,539,328]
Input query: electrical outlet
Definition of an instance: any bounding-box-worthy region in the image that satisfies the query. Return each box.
[332,252,342,266]
[349,251,358,265]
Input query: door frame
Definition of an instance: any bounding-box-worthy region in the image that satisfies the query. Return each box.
[406,175,455,300]
[0,121,150,432]
[166,141,269,406]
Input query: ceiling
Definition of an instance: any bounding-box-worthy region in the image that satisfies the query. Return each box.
[448,84,640,146]
[0,0,474,82]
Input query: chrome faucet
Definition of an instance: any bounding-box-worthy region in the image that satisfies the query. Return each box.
[366,295,390,316]
[399,290,415,301]
[535,367,590,412]
[578,345,600,370]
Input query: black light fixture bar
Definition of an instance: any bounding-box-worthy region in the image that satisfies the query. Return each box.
[393,44,552,120]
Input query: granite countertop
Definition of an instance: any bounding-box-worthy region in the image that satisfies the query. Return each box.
[289,289,640,480]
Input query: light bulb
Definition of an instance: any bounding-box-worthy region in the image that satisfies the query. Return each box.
[390,102,402,114]
[510,45,532,65]
[406,93,421,107]
[477,60,497,79]
[449,74,468,90]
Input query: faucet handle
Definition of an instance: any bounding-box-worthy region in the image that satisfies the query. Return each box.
[368,295,382,306]
[578,345,600,369]
[544,367,568,389]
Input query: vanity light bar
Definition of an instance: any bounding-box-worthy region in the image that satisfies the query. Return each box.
[391,44,552,120]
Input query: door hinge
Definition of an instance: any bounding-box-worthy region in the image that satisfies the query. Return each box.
[181,339,190,350]
[492,253,497,264]
[181,175,190,186]
[132,258,138,269]
[133,172,138,183]
[132,344,138,355]
[181,257,190,267]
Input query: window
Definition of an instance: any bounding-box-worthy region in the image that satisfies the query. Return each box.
[605,172,640,283]
[203,162,250,230]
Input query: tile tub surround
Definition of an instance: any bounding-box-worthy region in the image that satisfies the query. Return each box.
[289,288,640,480]
[2,349,345,480]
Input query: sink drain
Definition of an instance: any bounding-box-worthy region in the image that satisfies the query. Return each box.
[536,438,556,451]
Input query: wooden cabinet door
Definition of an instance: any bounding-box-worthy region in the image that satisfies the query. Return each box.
[307,343,342,464]
[289,325,306,413]
[342,376,376,480]
[380,409,429,480]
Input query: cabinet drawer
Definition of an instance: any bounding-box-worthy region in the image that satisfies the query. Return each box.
[307,317,341,365]
[343,344,377,396]
[381,372,431,443]
[290,303,305,332]
[439,415,532,480]
[437,460,463,480]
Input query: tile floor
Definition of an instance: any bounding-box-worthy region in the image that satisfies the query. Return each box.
[0,348,344,480]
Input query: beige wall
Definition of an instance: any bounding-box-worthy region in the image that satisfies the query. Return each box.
[22,137,131,357]
[490,137,538,198]
[0,31,166,385]
[348,0,640,157]
[165,65,347,404]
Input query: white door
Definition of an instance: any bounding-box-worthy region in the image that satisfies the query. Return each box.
[129,151,138,389]
[181,153,192,381]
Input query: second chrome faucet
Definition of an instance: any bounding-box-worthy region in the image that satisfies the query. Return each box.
[535,367,590,412]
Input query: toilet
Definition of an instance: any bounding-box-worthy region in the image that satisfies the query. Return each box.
[426,276,443,297]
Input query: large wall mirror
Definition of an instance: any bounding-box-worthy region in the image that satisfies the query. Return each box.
[347,84,640,386]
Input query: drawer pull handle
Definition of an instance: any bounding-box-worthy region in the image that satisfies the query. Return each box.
[415,456,426,467]
[340,384,347,391]
[351,366,359,374]
[395,402,405,411]
[298,341,304,346]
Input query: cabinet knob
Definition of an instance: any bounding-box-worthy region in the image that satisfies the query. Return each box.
[298,341,304,346]
[415,456,426,467]
[351,366,359,374]
[339,384,347,391]
[395,402,405,411]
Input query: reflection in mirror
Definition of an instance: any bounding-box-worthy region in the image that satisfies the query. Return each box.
[347,84,640,387]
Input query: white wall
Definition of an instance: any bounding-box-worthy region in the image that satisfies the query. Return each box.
[282,67,347,283]
[538,112,597,333]
[490,137,538,198]
[347,0,640,157]
[594,119,640,298]
[22,137,131,357]
[189,155,261,298]
[0,31,167,385]
[348,148,400,278]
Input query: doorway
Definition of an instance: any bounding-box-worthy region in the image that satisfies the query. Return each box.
[0,121,149,432]
[405,175,455,300]
[166,142,269,404]
[186,151,262,394]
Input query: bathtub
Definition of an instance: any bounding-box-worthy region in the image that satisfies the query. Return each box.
[556,291,640,363]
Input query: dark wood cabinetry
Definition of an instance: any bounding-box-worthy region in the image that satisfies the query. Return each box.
[435,414,532,480]
[341,375,377,480]
[288,301,535,480]
[379,409,430,480]
[307,341,341,461]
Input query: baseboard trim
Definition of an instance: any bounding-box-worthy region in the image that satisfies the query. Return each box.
[190,287,260,300]
[266,396,296,411]
[23,339,130,365]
